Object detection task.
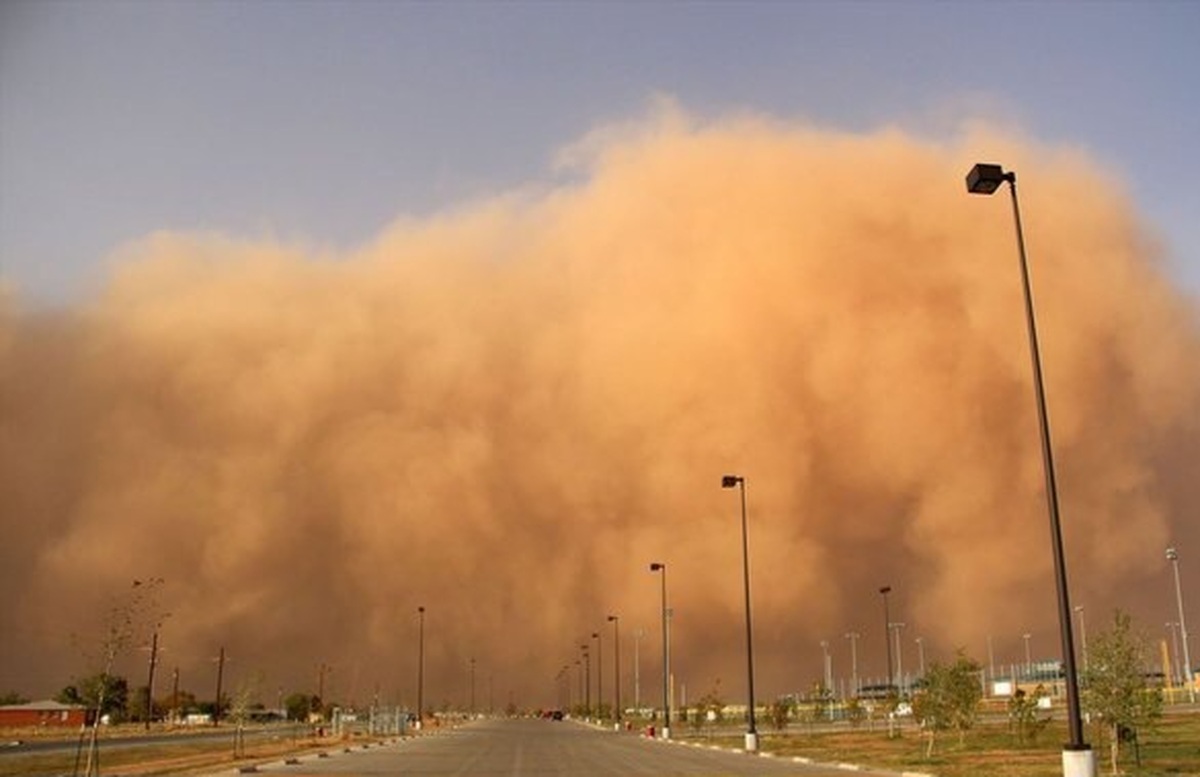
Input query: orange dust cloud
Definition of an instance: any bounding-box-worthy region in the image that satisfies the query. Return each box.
[2,111,1197,709]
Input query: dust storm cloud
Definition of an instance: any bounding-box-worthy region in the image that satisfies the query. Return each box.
[2,113,1198,708]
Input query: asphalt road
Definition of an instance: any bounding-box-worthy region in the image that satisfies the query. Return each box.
[223,718,903,776]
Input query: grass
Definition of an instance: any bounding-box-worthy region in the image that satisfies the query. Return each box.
[682,711,1200,776]
[0,725,366,776]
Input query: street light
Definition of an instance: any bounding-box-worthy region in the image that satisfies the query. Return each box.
[722,474,759,753]
[416,606,425,730]
[608,615,621,726]
[890,622,906,691]
[820,640,832,692]
[1023,632,1033,679]
[1074,606,1088,673]
[967,162,1091,777]
[592,630,603,720]
[1167,622,1181,687]
[650,562,671,739]
[1166,547,1194,702]
[879,586,894,689]
[915,636,926,679]
[576,642,585,714]
[845,632,860,696]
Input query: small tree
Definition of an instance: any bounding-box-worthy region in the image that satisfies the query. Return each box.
[804,682,833,727]
[1008,684,1051,745]
[768,697,793,731]
[1082,610,1163,775]
[844,696,867,728]
[911,649,982,756]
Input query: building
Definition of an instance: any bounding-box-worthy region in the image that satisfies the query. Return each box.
[0,700,90,728]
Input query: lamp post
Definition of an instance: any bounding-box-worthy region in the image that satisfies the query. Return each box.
[650,562,671,739]
[469,657,476,716]
[576,642,585,714]
[722,474,759,753]
[820,640,832,691]
[416,607,425,729]
[1166,547,1194,702]
[608,615,621,726]
[890,622,906,691]
[592,630,604,720]
[1074,606,1089,673]
[966,162,1091,776]
[1023,633,1033,679]
[915,637,926,679]
[634,628,644,713]
[1167,622,1181,687]
[879,586,893,689]
[845,632,860,696]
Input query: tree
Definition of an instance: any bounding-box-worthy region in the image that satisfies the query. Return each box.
[1008,684,1051,745]
[0,691,29,705]
[768,697,793,731]
[911,649,983,756]
[804,682,833,726]
[285,692,317,722]
[1082,610,1163,775]
[56,673,130,720]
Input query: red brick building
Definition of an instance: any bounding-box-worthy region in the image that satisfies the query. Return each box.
[0,700,89,728]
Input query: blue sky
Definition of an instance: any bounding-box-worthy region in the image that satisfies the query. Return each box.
[3,1,1198,305]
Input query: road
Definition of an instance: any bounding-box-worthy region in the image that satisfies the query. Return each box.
[220,718,903,776]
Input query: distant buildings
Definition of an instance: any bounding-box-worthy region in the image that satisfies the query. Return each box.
[0,700,90,728]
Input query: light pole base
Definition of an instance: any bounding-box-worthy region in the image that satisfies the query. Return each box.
[661,726,670,740]
[1062,746,1095,777]
[744,732,759,752]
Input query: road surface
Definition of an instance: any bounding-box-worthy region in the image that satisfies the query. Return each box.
[220,718,904,776]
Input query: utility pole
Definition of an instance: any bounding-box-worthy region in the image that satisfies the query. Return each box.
[143,631,160,730]
[171,668,180,725]
[213,647,226,726]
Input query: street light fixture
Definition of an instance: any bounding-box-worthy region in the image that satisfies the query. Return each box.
[1166,547,1194,702]
[722,474,759,753]
[966,162,1091,777]
[650,562,671,739]
[608,615,621,726]
[879,586,893,689]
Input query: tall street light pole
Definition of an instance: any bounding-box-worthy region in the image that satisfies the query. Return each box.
[722,474,758,753]
[1167,547,1194,702]
[1074,606,1089,673]
[634,628,643,713]
[592,630,603,720]
[890,622,906,691]
[915,637,926,679]
[581,644,591,717]
[967,162,1091,777]
[650,562,671,739]
[608,615,621,726]
[845,632,860,696]
[416,606,425,730]
[1167,622,1182,687]
[879,586,893,689]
